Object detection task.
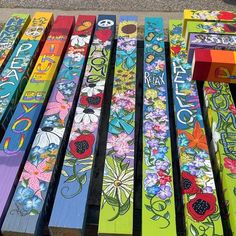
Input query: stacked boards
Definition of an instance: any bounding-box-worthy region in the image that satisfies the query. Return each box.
[0,15,74,229]
[49,15,116,235]
[178,8,236,234]
[0,12,53,132]
[2,15,96,235]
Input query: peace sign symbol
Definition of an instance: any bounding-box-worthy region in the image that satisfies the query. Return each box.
[25,26,44,38]
[98,19,114,28]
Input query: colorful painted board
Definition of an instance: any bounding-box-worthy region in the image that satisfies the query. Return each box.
[182,9,236,37]
[98,15,137,236]
[0,15,74,229]
[185,21,236,49]
[142,17,176,235]
[203,81,236,234]
[169,20,223,235]
[192,49,236,83]
[49,15,116,236]
[188,33,236,64]
[1,15,95,236]
[0,12,53,133]
[0,14,30,72]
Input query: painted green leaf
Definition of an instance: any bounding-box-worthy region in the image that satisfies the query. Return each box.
[103,192,119,207]
[121,162,129,171]
[65,175,76,183]
[234,187,236,196]
[145,204,152,212]
[79,173,87,185]
[61,170,68,177]
[203,221,213,228]
[190,224,199,236]
[163,211,170,220]
[210,213,220,221]
[120,196,130,215]
[145,194,152,200]
[227,173,236,179]
[151,215,160,221]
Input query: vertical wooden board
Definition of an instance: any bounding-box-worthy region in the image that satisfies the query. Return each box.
[185,21,236,50]
[98,15,137,236]
[169,20,223,235]
[1,15,96,236]
[0,15,74,230]
[0,12,53,132]
[203,81,236,234]
[188,34,236,64]
[182,9,236,37]
[49,15,116,235]
[142,17,176,236]
[0,14,30,72]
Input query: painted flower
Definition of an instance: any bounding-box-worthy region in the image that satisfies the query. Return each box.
[229,104,236,115]
[71,35,90,47]
[145,89,157,100]
[178,133,189,147]
[34,127,64,148]
[146,185,160,196]
[178,121,208,151]
[187,193,216,221]
[218,11,236,20]
[144,173,159,188]
[80,93,103,108]
[15,186,34,204]
[74,106,100,125]
[58,56,83,79]
[45,91,72,122]
[156,160,170,171]
[20,159,51,198]
[30,146,46,165]
[156,185,172,200]
[212,121,221,152]
[103,158,133,204]
[23,196,42,212]
[69,133,95,159]
[107,133,132,156]
[224,157,236,174]
[81,80,105,96]
[158,171,171,185]
[182,171,200,195]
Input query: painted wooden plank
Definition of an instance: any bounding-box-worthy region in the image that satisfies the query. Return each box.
[203,82,236,234]
[185,21,236,50]
[49,14,116,236]
[0,15,74,230]
[192,49,236,83]
[188,33,236,64]
[0,12,53,134]
[98,15,137,236]
[182,9,236,37]
[142,18,176,236]
[0,14,30,72]
[142,17,176,236]
[169,20,223,235]
[1,15,96,236]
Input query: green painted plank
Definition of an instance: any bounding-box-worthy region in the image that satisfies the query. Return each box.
[98,15,138,236]
[142,17,176,236]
